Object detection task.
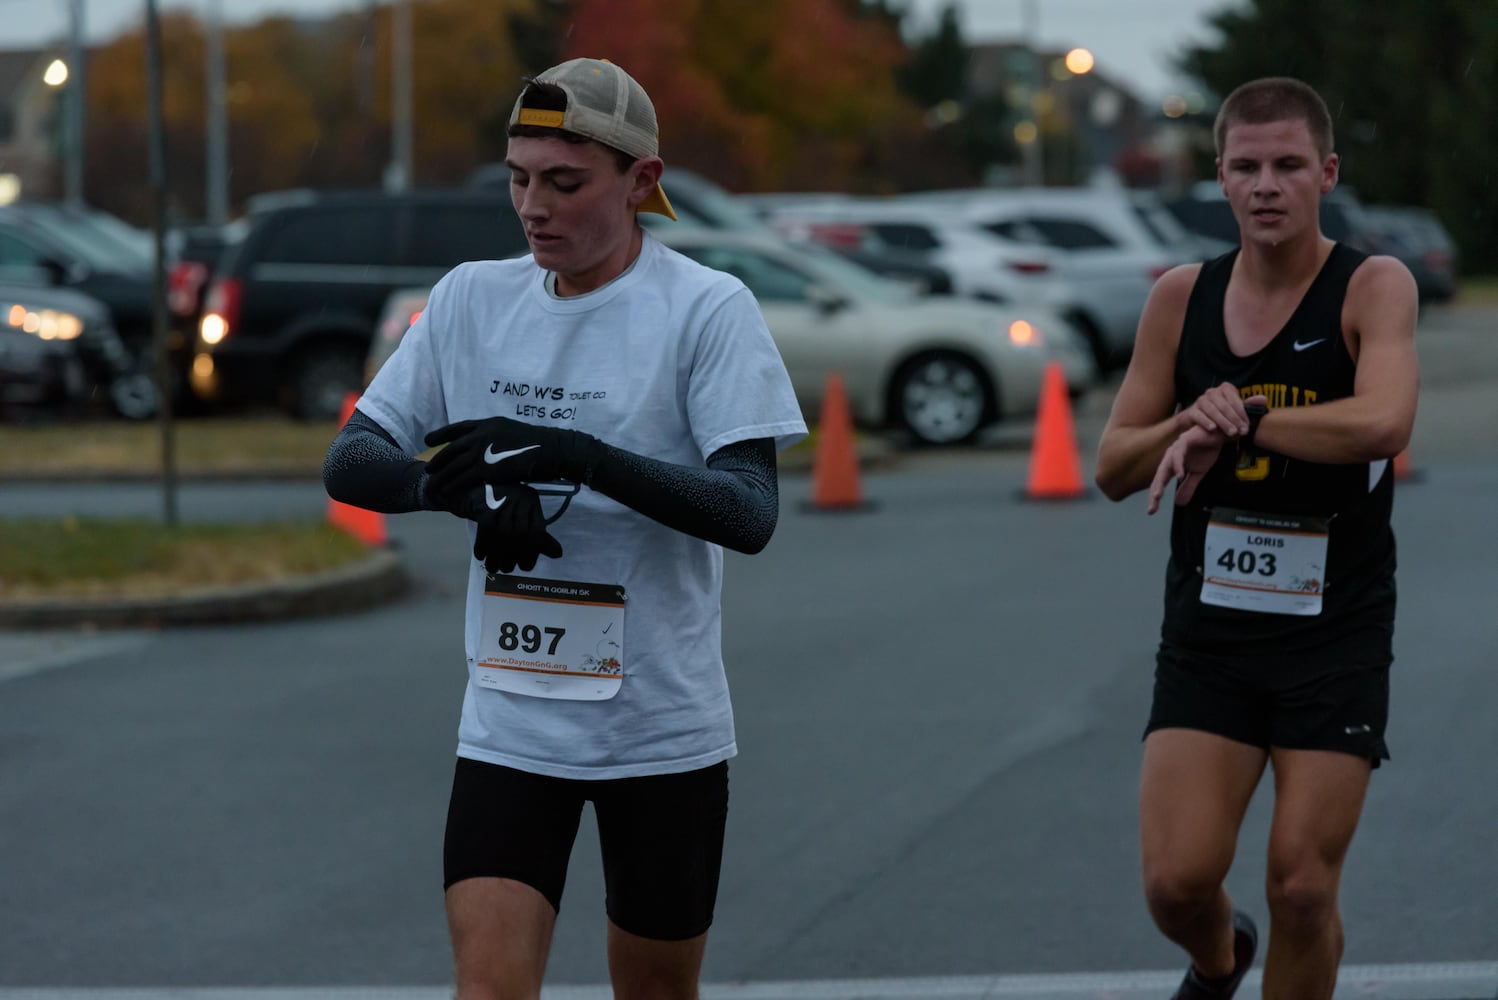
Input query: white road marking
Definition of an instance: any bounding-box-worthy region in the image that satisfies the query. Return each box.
[0,633,152,684]
[1,962,1494,999]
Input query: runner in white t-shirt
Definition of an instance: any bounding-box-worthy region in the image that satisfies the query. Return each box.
[324,57,805,999]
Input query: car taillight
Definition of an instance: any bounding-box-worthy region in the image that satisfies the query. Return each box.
[805,222,867,249]
[1007,260,1050,275]
[1424,250,1451,270]
[199,277,242,346]
[1147,264,1172,281]
[168,262,209,316]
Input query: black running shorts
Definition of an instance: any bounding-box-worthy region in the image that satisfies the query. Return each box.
[443,756,729,941]
[1145,638,1391,766]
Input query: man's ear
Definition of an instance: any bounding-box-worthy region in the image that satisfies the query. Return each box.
[628,156,665,209]
[1321,153,1340,195]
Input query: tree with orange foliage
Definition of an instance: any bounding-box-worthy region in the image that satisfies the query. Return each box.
[83,0,542,223]
[559,0,927,192]
[84,12,326,222]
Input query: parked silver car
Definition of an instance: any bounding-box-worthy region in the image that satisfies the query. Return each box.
[363,232,1093,447]
[652,228,1092,445]
[757,198,1068,309]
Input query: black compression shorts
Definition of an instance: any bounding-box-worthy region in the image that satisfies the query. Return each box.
[1145,636,1391,766]
[443,756,729,940]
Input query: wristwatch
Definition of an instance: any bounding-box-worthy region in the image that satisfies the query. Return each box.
[1244,402,1268,449]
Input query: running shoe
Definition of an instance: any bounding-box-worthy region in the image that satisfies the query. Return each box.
[1170,909,1258,999]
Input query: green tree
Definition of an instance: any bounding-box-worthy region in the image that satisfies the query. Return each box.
[1179,0,1498,271]
[899,3,966,106]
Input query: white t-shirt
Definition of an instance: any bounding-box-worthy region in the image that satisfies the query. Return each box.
[358,230,807,779]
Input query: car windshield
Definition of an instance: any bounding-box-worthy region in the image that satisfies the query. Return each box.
[672,180,774,233]
[80,210,154,260]
[788,240,920,304]
[1132,201,1194,249]
[24,208,152,273]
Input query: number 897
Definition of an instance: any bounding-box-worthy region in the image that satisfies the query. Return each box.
[497,622,566,654]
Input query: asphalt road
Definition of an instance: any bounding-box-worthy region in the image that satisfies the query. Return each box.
[1,302,1494,997]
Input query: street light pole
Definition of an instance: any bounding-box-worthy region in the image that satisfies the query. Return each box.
[1021,0,1044,187]
[205,0,229,224]
[387,0,412,192]
[65,0,85,206]
[145,0,179,527]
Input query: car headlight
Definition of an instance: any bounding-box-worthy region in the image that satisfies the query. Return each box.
[1007,319,1044,348]
[4,303,84,341]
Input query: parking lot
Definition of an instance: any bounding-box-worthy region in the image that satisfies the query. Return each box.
[0,301,1494,999]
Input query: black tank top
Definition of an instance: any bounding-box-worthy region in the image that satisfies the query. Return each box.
[1163,244,1396,654]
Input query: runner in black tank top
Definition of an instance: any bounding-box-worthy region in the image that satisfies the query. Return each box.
[1164,243,1396,658]
[1093,77,1419,1000]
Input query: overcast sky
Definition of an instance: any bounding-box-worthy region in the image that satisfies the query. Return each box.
[4,0,1238,103]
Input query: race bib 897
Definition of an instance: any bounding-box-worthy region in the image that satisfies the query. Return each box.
[476,575,625,700]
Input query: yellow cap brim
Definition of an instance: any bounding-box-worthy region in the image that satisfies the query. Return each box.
[638,183,676,220]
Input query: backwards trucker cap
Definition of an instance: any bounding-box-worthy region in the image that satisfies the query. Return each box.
[508,58,676,220]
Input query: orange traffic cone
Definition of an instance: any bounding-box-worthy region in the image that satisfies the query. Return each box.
[327,392,389,546]
[1024,361,1087,501]
[805,372,871,511]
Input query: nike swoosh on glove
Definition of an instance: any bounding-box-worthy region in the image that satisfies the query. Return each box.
[441,482,564,575]
[423,416,606,501]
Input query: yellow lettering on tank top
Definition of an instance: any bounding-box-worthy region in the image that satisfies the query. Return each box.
[1233,383,1316,481]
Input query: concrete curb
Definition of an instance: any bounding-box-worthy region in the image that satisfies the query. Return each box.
[0,437,894,631]
[0,547,409,630]
[0,438,902,484]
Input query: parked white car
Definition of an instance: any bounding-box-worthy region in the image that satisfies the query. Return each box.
[898,187,1197,368]
[653,228,1092,445]
[758,198,1069,310]
[364,286,431,387]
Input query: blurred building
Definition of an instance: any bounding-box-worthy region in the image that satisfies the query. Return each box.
[0,47,65,204]
[966,41,1150,186]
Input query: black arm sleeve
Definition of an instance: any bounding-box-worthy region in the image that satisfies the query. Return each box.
[322,410,435,514]
[587,437,780,554]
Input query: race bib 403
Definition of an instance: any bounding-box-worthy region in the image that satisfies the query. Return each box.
[1201,508,1329,616]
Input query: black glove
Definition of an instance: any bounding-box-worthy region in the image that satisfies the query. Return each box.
[423,416,606,502]
[434,481,564,575]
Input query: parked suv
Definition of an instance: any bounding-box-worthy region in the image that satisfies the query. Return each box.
[187,189,528,419]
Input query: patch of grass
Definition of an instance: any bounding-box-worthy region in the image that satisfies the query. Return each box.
[0,417,340,477]
[0,414,829,478]
[1460,275,1498,306]
[0,517,370,600]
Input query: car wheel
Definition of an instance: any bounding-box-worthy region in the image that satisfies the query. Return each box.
[109,370,159,420]
[290,346,363,421]
[891,351,994,446]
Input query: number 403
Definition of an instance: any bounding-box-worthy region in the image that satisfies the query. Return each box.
[498,622,566,654]
[1217,548,1277,576]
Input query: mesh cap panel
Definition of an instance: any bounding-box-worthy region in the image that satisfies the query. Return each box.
[508,58,676,219]
[514,58,658,159]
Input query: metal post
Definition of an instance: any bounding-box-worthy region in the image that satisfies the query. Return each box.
[205,0,229,224]
[65,0,85,206]
[387,0,412,192]
[145,0,178,527]
[1022,0,1045,187]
